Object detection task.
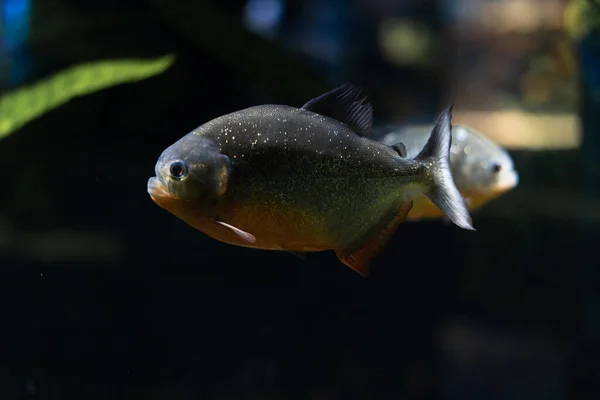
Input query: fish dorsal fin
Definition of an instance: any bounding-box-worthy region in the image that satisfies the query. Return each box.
[301,84,373,137]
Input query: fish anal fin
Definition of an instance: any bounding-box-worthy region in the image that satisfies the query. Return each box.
[335,250,372,277]
[301,84,373,137]
[336,201,413,277]
[215,220,256,243]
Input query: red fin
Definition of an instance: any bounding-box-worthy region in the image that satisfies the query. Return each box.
[215,220,256,243]
[335,201,413,277]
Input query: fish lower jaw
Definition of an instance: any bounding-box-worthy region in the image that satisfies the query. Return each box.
[148,177,167,195]
[494,171,519,193]
[147,177,175,208]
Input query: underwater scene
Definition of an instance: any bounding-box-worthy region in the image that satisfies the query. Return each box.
[0,0,598,398]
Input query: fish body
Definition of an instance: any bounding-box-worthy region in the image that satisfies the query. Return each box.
[148,85,474,275]
[376,123,519,220]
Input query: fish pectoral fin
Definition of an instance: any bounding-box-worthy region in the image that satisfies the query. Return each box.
[391,142,407,158]
[287,251,306,260]
[301,84,373,137]
[335,200,413,277]
[215,220,256,243]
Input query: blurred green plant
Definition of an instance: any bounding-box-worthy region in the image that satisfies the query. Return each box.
[0,53,176,139]
[565,0,600,40]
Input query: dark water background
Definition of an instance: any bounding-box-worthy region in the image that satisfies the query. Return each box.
[0,0,597,398]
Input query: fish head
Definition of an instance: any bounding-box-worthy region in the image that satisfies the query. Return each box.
[147,133,231,213]
[451,126,519,208]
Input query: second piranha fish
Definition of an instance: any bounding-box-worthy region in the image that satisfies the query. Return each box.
[147,85,474,276]
[377,123,519,220]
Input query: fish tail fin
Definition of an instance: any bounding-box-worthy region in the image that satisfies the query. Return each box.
[414,105,475,231]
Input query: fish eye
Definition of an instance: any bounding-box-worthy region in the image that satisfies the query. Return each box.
[168,160,188,179]
[491,163,502,173]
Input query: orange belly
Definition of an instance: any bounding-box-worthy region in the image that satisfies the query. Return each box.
[406,196,445,220]
[189,201,334,252]
[407,191,487,220]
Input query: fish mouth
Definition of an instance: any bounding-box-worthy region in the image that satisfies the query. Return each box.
[147,177,171,201]
[493,170,519,194]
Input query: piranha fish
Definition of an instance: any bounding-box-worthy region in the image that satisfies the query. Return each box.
[377,123,519,220]
[147,85,474,276]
